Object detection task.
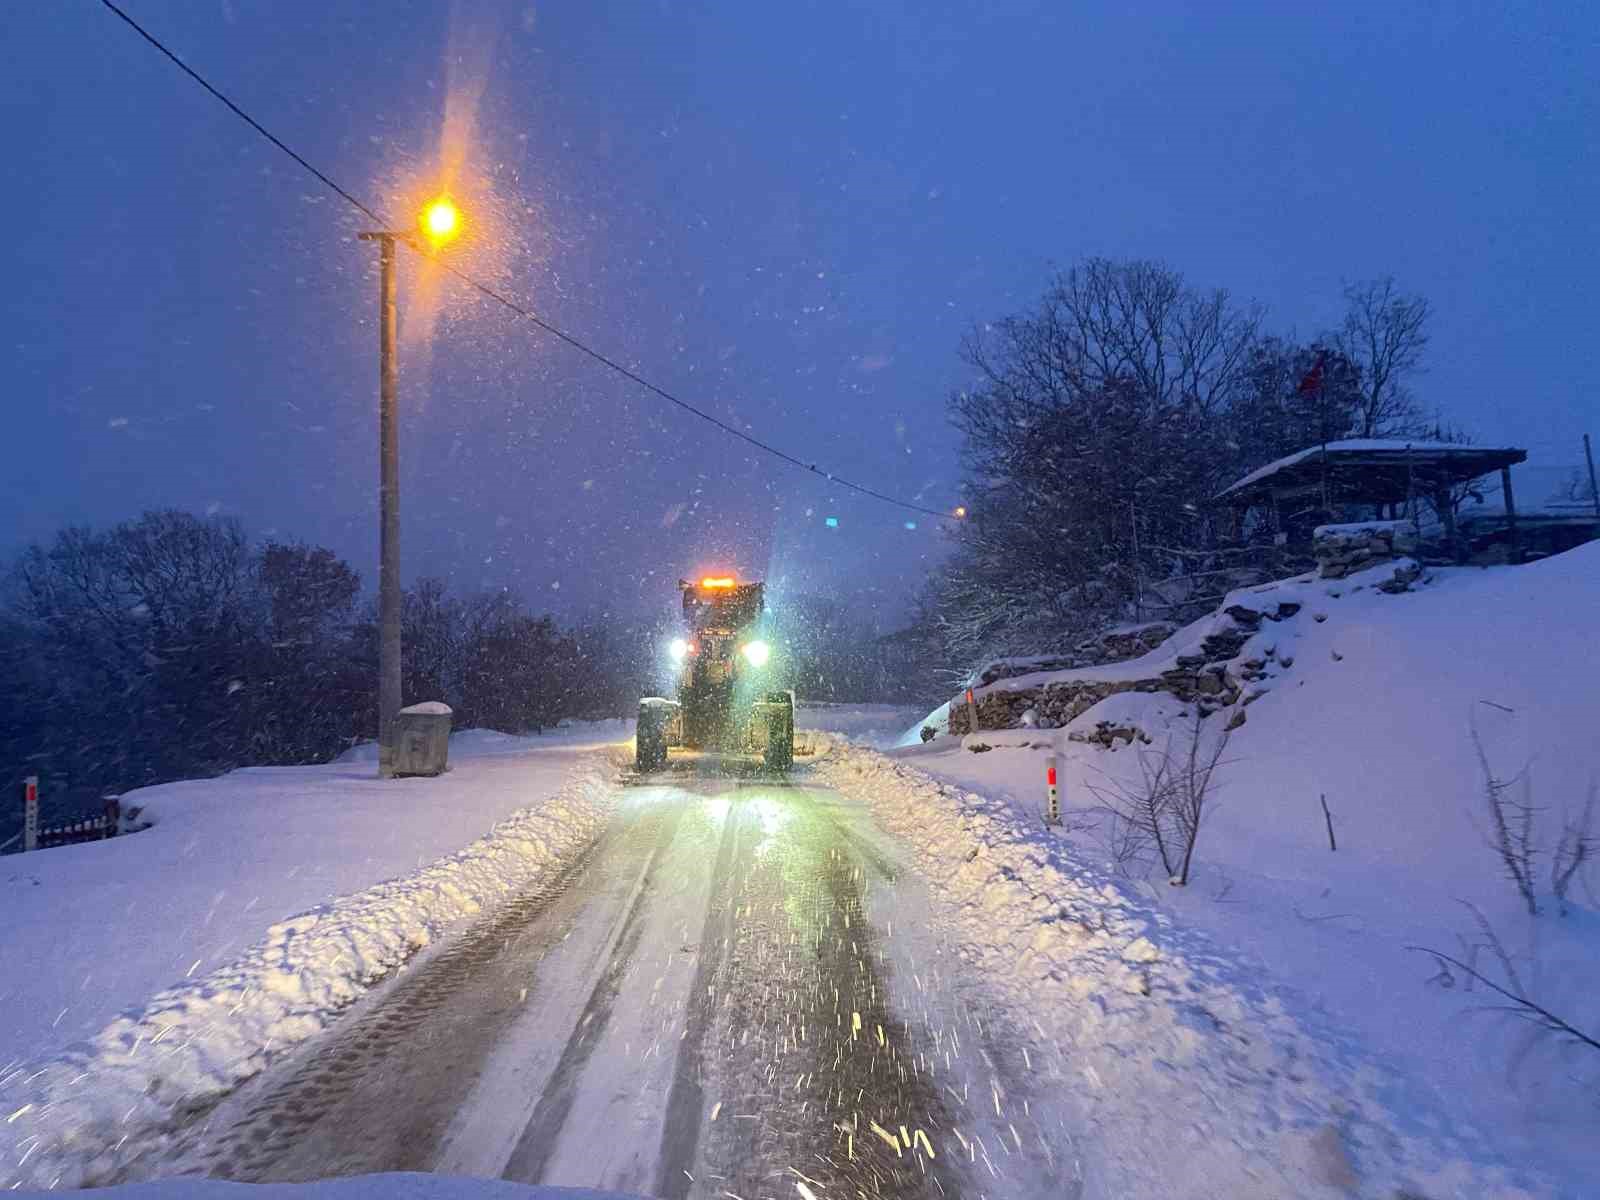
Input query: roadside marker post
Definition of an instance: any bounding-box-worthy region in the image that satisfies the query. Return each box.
[965,688,979,736]
[22,776,39,852]
[1045,757,1060,826]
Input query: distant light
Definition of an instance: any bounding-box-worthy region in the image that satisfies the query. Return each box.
[668,638,690,662]
[741,640,771,668]
[700,576,736,589]
[825,516,839,528]
[953,505,968,519]
[904,521,917,530]
[420,196,461,248]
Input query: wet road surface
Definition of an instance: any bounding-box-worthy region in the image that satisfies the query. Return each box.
[184,776,1078,1198]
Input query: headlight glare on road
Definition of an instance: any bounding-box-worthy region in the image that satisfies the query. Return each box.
[740,639,771,668]
[668,638,690,662]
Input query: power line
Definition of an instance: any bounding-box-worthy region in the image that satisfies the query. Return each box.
[97,0,955,522]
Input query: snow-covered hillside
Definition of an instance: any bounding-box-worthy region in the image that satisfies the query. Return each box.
[881,543,1600,1191]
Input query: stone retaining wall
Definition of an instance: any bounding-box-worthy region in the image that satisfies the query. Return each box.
[972,622,1175,687]
[1313,520,1418,579]
[943,559,1423,741]
[947,601,1304,736]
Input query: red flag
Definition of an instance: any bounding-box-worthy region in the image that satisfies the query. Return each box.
[1297,352,1327,395]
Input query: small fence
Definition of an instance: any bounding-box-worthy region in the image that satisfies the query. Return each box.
[36,804,123,850]
[3,778,139,855]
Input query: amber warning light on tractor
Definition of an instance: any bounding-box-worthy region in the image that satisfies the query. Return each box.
[699,576,737,589]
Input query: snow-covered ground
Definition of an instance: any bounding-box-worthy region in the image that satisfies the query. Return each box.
[0,725,624,1191]
[793,700,927,748]
[6,572,1596,1200]
[842,543,1600,1196]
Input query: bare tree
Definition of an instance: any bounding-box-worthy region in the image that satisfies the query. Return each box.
[1087,747,1177,878]
[936,259,1277,676]
[1551,783,1597,917]
[1168,711,1230,886]
[1334,277,1430,437]
[1087,710,1228,885]
[961,258,1260,424]
[1411,947,1600,1057]
[1411,906,1600,1059]
[1471,719,1540,915]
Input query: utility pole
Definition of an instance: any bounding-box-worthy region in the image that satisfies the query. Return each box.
[360,231,403,778]
[1585,433,1600,519]
[357,197,462,779]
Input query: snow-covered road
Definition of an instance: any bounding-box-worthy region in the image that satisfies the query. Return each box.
[173,771,1077,1199]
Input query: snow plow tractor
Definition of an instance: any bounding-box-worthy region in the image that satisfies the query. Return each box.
[635,575,795,775]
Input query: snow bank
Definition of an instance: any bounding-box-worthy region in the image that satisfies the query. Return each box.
[792,701,928,749]
[876,542,1600,1195]
[811,743,1548,1198]
[8,1175,641,1199]
[0,748,620,1191]
[335,720,631,764]
[2,732,623,1065]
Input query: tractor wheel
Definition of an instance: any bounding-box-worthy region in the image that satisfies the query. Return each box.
[636,701,671,772]
[763,693,794,772]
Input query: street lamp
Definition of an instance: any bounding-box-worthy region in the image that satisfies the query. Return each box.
[420,196,461,248]
[358,196,463,778]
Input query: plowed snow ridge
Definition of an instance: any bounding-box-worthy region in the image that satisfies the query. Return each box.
[0,754,616,1191]
[811,739,1552,1199]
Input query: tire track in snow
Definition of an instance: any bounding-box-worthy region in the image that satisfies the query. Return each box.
[499,797,694,1184]
[189,819,620,1181]
[650,788,748,1198]
[671,788,972,1198]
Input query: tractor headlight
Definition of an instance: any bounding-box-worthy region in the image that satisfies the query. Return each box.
[740,639,771,668]
[668,638,690,662]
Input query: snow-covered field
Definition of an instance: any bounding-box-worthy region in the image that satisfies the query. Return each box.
[840,543,1600,1196]
[0,725,623,1191]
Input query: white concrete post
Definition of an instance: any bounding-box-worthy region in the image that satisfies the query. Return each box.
[1045,756,1059,826]
[22,776,39,853]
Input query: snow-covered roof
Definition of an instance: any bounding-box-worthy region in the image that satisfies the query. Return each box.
[1217,440,1524,505]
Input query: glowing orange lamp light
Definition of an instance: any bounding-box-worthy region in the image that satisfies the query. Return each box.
[420,196,461,248]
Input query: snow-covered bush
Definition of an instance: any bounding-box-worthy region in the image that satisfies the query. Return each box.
[1086,710,1229,886]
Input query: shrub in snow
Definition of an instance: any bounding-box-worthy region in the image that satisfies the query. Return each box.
[1471,716,1596,918]
[1550,783,1597,917]
[1412,903,1600,1064]
[1086,710,1229,885]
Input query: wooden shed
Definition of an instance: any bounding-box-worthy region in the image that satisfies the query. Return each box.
[1216,439,1528,561]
